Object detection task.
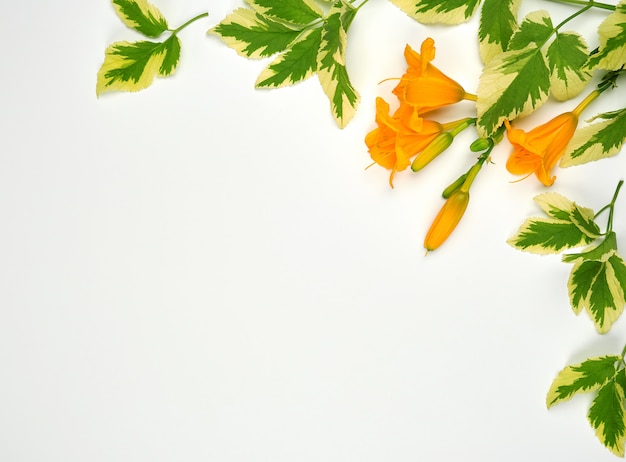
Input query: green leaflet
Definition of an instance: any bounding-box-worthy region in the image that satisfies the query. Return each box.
[210,0,360,127]
[478,0,521,64]
[548,352,626,456]
[97,36,181,95]
[546,355,620,407]
[245,0,323,25]
[256,28,322,88]
[476,45,549,136]
[112,0,168,38]
[388,0,481,24]
[533,192,593,222]
[587,0,626,71]
[561,108,626,167]
[209,8,303,59]
[507,218,595,254]
[317,1,360,128]
[546,32,592,101]
[507,10,552,50]
[588,373,626,456]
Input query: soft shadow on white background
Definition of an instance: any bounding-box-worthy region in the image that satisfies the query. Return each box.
[1,0,625,460]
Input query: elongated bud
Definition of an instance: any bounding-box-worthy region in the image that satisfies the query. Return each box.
[424,189,469,251]
[442,173,467,198]
[411,132,453,172]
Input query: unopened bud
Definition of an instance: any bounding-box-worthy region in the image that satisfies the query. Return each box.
[424,189,470,251]
[470,137,491,152]
[411,132,453,172]
[442,173,467,198]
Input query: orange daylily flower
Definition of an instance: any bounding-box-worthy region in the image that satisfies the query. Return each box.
[505,90,600,186]
[365,97,443,188]
[393,38,476,117]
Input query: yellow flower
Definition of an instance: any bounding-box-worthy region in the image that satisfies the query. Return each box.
[392,38,476,117]
[365,97,443,188]
[505,90,600,186]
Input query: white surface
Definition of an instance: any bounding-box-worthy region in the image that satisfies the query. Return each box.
[1,0,626,460]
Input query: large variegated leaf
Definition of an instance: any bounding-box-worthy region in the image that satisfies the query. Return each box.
[97,36,181,95]
[587,0,626,71]
[317,1,360,128]
[547,355,619,407]
[388,0,481,24]
[476,44,549,136]
[245,0,323,25]
[478,0,521,64]
[561,108,626,167]
[256,27,322,88]
[546,32,592,101]
[209,8,302,59]
[112,0,168,38]
[533,192,594,222]
[588,375,626,456]
[507,217,596,254]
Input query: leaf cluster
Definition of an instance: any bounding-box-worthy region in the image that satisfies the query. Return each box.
[508,191,626,334]
[209,0,360,128]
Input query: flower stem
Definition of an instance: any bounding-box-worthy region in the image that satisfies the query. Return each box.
[606,180,624,234]
[544,0,615,11]
[171,12,209,35]
[572,90,600,117]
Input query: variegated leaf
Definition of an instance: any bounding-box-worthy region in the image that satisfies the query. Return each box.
[388,0,481,25]
[587,0,626,71]
[507,217,596,254]
[209,8,302,59]
[245,0,323,25]
[588,375,626,456]
[112,0,168,38]
[317,1,359,128]
[546,32,592,101]
[561,108,626,167]
[256,27,322,88]
[96,35,181,95]
[478,0,521,63]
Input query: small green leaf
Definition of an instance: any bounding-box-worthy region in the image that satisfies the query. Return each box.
[546,32,592,101]
[507,10,553,51]
[255,27,322,88]
[533,192,591,221]
[478,0,522,63]
[245,0,323,25]
[569,204,602,239]
[563,232,619,264]
[567,249,626,333]
[209,8,303,59]
[586,0,626,71]
[477,44,550,136]
[388,0,481,24]
[588,373,626,456]
[507,217,595,254]
[547,355,620,407]
[561,108,626,167]
[112,0,169,38]
[96,35,181,95]
[317,1,360,128]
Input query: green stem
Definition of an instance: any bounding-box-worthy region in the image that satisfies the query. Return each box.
[171,12,209,35]
[606,180,624,234]
[544,0,615,11]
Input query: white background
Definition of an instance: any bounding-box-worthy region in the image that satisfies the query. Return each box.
[1,0,626,460]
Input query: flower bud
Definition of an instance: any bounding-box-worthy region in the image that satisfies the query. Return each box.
[424,189,470,251]
[441,173,467,198]
[470,137,491,152]
[411,132,453,172]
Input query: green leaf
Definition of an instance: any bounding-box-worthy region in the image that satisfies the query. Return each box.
[388,0,481,24]
[533,192,593,222]
[317,1,360,128]
[507,217,596,254]
[561,108,626,167]
[567,249,626,333]
[569,204,602,239]
[112,0,168,38]
[547,355,620,407]
[563,231,619,264]
[588,373,626,456]
[255,27,322,88]
[96,35,181,95]
[586,0,626,71]
[546,32,592,101]
[476,44,550,136]
[209,8,303,59]
[245,0,323,25]
[507,10,553,51]
[478,0,521,63]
